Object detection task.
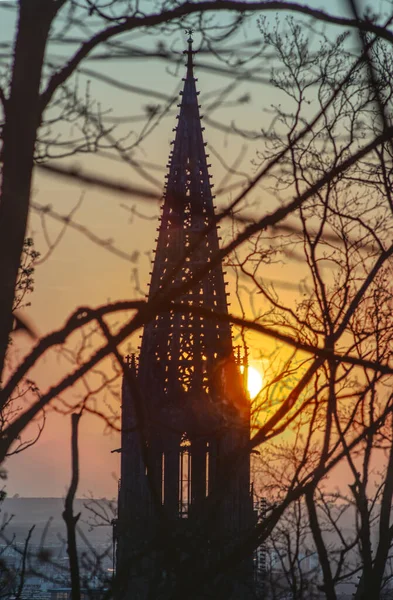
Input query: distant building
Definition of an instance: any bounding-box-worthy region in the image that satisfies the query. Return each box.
[49,591,71,600]
[48,589,102,600]
[116,33,257,599]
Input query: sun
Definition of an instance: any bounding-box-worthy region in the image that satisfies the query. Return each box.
[241,365,264,399]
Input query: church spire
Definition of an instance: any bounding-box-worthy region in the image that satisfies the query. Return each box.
[138,31,232,400]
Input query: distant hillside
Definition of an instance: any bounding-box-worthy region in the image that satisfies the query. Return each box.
[0,497,115,547]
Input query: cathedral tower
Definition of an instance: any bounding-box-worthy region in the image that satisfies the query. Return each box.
[116,33,256,599]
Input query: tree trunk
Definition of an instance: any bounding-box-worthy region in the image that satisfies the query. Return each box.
[0,0,54,384]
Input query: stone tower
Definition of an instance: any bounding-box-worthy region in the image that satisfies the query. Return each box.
[116,33,256,600]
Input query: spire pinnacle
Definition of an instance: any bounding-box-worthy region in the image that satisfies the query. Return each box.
[184,28,195,76]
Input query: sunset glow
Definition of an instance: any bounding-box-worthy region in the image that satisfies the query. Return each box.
[242,366,263,399]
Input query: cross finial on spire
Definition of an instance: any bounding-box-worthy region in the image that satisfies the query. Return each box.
[185,28,194,43]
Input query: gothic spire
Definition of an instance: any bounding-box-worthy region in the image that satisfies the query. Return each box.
[138,32,232,403]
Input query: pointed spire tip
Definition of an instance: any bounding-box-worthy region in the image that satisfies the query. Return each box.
[184,28,196,76]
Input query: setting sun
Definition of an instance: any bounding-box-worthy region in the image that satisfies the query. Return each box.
[241,365,263,399]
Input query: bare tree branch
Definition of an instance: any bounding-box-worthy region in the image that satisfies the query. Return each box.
[63,412,82,600]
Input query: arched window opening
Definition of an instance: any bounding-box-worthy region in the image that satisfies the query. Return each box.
[161,452,165,505]
[206,442,210,497]
[179,437,191,517]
